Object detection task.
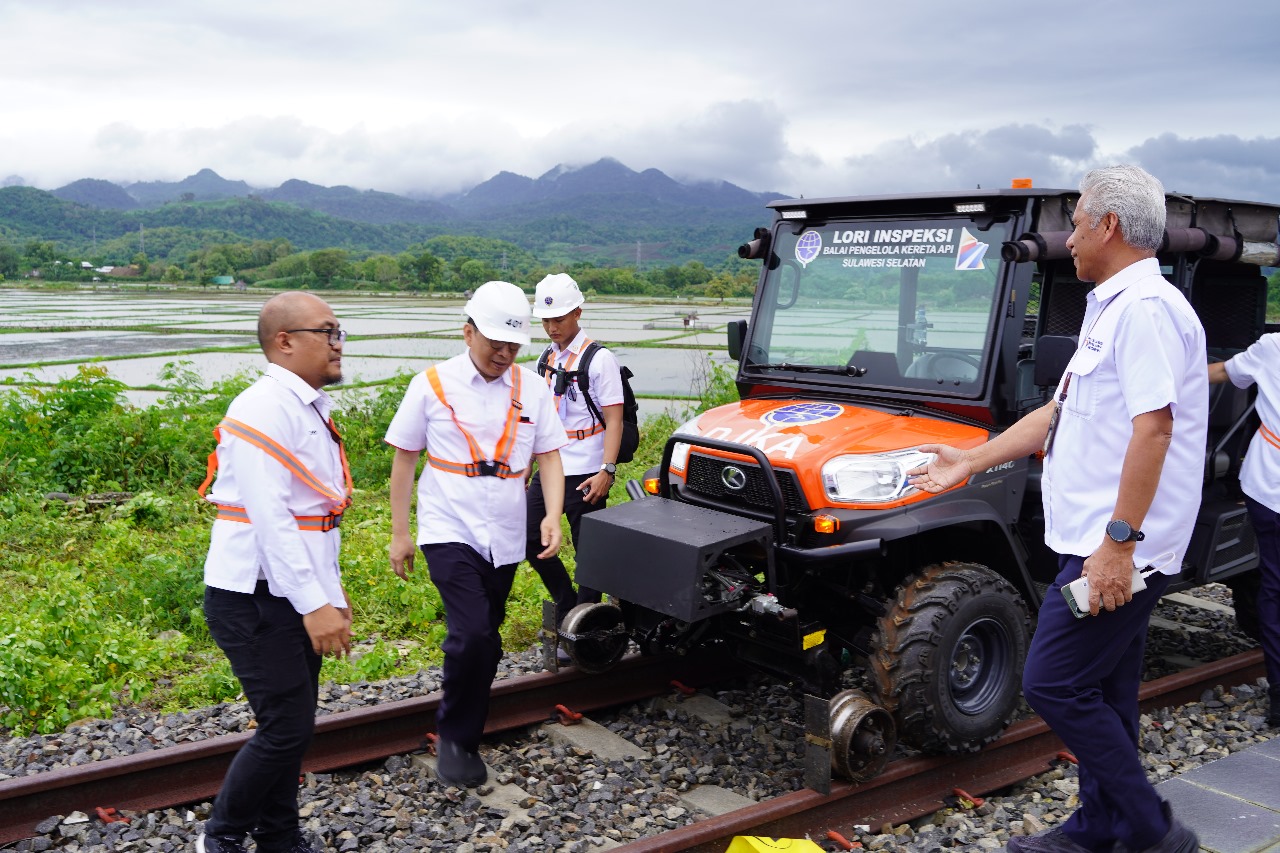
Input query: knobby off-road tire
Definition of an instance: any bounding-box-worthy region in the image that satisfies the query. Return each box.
[870,562,1031,753]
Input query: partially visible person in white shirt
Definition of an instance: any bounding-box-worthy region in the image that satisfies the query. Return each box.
[198,291,352,853]
[1209,333,1280,727]
[525,273,625,643]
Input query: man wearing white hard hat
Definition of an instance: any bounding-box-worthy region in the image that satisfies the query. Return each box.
[526,273,625,651]
[385,280,566,788]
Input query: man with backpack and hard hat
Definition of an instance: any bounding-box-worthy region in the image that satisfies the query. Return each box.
[527,273,629,644]
[385,280,566,788]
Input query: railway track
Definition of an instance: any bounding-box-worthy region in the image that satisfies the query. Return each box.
[0,651,745,846]
[607,649,1267,853]
[0,647,1265,850]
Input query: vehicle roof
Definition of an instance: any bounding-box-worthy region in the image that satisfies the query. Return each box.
[765,188,1073,210]
[766,189,1280,215]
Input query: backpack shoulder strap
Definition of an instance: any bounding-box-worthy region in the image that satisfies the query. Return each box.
[575,341,603,391]
[535,345,554,377]
[575,341,605,426]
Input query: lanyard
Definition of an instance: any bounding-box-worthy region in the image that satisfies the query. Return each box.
[1042,292,1118,458]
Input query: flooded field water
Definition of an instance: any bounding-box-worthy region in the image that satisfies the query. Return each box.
[0,289,742,418]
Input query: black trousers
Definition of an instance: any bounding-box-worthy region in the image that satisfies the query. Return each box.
[422,542,517,751]
[525,470,609,620]
[1245,495,1280,697]
[203,582,322,851]
[1022,554,1172,849]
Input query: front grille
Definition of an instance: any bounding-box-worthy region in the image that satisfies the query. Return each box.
[685,454,809,513]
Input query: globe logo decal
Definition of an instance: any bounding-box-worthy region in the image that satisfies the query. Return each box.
[762,402,844,426]
[795,231,822,267]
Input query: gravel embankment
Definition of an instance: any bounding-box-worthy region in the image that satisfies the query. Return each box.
[3,585,1272,852]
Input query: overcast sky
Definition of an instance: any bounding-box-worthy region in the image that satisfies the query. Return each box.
[4,0,1280,203]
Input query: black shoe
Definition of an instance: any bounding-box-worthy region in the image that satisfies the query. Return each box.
[251,831,318,853]
[435,737,488,787]
[196,834,248,853]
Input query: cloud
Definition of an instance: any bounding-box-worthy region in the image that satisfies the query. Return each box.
[1127,133,1280,203]
[782,124,1102,197]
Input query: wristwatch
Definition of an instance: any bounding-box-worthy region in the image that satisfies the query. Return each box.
[601,463,617,476]
[1106,519,1145,543]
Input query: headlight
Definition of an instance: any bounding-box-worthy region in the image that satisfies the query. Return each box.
[821,449,936,504]
[669,417,703,472]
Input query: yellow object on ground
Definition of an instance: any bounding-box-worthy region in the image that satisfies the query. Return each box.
[725,838,826,852]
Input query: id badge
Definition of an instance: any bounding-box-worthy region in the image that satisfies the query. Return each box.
[1042,373,1072,458]
[1043,400,1062,457]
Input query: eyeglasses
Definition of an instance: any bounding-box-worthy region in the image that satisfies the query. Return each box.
[477,332,521,354]
[286,327,347,345]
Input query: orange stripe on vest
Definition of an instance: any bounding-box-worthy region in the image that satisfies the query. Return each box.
[197,415,353,529]
[425,365,526,478]
[1261,422,1280,451]
[544,337,594,406]
[566,422,606,440]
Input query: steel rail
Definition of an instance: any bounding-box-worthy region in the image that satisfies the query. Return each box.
[608,649,1266,852]
[0,650,743,845]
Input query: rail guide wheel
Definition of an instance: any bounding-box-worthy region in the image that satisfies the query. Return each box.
[560,601,627,674]
[829,689,896,781]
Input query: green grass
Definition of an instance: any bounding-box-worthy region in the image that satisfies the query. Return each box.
[0,357,730,734]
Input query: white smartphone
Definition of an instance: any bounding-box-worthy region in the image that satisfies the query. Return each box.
[1061,568,1149,619]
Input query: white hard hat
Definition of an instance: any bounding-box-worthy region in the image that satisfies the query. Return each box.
[464,281,532,345]
[532,273,585,319]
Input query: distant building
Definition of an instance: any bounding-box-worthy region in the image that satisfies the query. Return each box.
[211,275,235,286]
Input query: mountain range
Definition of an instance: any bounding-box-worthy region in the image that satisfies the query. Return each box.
[2,160,786,266]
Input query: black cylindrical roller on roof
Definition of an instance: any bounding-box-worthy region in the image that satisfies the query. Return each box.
[999,231,1072,263]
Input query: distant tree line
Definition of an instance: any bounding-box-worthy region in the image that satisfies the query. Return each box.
[0,233,760,299]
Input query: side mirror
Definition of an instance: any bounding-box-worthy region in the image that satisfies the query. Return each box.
[727,319,748,361]
[1033,335,1077,387]
[738,227,771,260]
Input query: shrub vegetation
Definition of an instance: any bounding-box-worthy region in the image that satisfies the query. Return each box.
[0,357,736,734]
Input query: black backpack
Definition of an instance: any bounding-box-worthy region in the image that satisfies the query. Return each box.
[536,342,640,464]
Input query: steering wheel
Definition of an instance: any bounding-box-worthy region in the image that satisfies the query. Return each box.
[918,352,981,383]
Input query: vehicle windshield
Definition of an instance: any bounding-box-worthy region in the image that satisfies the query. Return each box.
[746,217,1013,396]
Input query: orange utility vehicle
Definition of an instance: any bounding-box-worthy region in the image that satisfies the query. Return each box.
[557,186,1279,784]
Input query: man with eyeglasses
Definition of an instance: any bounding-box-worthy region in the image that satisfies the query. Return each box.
[386,280,567,788]
[197,292,353,853]
[525,273,625,657]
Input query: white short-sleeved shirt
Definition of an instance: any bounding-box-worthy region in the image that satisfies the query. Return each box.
[537,329,624,475]
[1225,332,1280,513]
[203,363,348,614]
[1042,258,1208,573]
[384,352,566,566]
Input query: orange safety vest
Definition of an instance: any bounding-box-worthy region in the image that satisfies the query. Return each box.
[544,337,606,441]
[425,365,526,478]
[197,416,353,531]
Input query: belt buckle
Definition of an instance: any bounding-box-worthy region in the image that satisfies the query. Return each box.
[477,460,499,477]
[321,513,341,531]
